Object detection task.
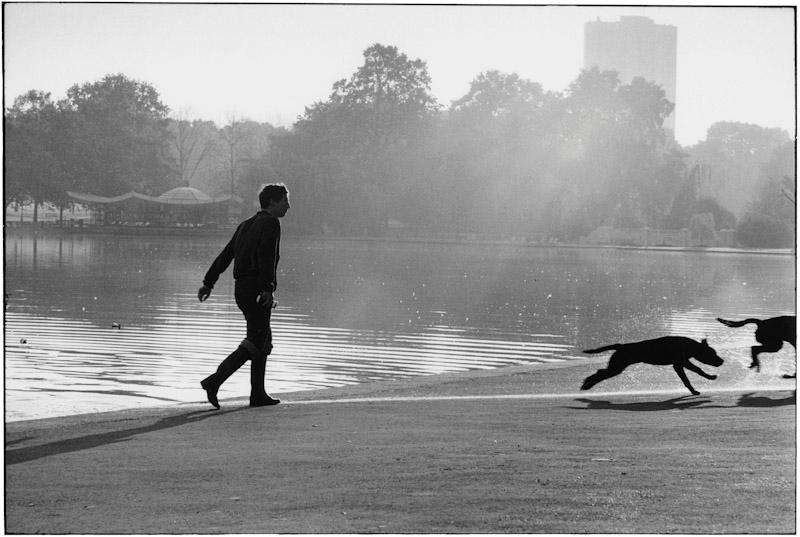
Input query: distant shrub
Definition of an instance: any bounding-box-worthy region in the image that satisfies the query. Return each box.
[736,215,794,248]
[689,213,717,246]
[691,198,737,230]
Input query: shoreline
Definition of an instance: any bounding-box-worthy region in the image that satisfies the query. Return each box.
[5,222,795,256]
[6,355,794,429]
[4,359,598,428]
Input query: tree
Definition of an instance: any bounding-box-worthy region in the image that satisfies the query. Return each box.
[750,140,795,228]
[59,73,177,196]
[689,122,790,216]
[451,70,546,118]
[641,145,688,229]
[691,198,736,230]
[168,114,218,187]
[444,70,555,235]
[551,68,678,237]
[689,213,717,246]
[288,43,439,233]
[617,76,675,141]
[230,121,276,199]
[213,119,274,198]
[5,90,65,220]
[216,118,244,197]
[329,43,439,157]
[736,215,793,248]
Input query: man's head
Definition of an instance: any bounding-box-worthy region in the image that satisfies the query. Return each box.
[259,183,290,217]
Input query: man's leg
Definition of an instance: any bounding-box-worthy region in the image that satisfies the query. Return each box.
[200,342,250,409]
[243,308,279,406]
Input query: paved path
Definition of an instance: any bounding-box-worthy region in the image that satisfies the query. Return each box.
[5,359,795,533]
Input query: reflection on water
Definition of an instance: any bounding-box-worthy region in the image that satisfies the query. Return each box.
[4,232,796,421]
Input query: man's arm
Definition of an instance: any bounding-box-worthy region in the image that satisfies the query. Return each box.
[256,219,280,297]
[198,233,236,301]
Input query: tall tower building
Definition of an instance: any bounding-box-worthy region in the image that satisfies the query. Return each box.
[584,16,677,134]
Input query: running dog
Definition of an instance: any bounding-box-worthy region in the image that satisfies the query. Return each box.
[580,336,724,395]
[717,316,796,378]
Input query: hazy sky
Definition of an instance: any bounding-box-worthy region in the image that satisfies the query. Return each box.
[3,2,795,146]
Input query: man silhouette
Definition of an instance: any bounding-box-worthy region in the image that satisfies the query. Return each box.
[197,183,290,408]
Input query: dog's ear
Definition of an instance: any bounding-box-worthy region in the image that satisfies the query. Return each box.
[702,338,709,346]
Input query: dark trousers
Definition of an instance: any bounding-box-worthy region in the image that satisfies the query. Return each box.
[205,279,272,397]
[235,279,273,354]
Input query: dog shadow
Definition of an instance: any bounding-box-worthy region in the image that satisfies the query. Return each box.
[571,390,796,411]
[737,391,796,407]
[569,395,715,412]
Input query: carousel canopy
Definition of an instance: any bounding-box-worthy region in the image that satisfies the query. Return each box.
[67,189,242,206]
[157,186,212,204]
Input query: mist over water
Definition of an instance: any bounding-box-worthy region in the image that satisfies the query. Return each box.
[4,231,795,421]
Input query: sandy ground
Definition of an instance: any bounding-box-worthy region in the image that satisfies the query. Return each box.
[5,359,796,534]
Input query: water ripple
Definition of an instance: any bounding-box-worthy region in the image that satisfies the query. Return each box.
[5,310,574,421]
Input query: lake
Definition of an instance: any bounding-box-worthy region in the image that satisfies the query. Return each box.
[4,230,796,421]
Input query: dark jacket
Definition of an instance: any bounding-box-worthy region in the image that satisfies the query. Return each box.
[202,210,280,294]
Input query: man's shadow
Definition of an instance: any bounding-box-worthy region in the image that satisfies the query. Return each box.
[6,407,244,466]
[569,395,715,411]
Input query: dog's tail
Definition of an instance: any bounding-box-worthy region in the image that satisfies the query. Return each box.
[583,344,622,354]
[717,317,761,328]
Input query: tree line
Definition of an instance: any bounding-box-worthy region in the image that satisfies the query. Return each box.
[5,43,794,247]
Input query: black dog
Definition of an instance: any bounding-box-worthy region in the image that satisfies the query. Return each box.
[717,316,796,378]
[580,336,724,395]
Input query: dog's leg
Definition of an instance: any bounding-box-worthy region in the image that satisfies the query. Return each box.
[749,346,762,371]
[776,339,796,379]
[684,361,717,380]
[580,354,629,391]
[580,370,610,390]
[750,341,783,371]
[673,364,700,395]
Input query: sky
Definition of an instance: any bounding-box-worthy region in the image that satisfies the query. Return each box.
[3,2,796,147]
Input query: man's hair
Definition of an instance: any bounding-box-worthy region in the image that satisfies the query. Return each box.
[259,183,288,208]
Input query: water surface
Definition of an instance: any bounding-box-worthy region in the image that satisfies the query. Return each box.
[4,232,795,421]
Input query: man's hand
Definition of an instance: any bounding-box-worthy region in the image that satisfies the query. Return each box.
[256,290,274,308]
[198,285,212,302]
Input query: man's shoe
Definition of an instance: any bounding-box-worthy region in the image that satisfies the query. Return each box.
[200,378,220,409]
[250,395,280,407]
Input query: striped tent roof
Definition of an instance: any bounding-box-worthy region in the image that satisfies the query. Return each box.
[67,189,243,206]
